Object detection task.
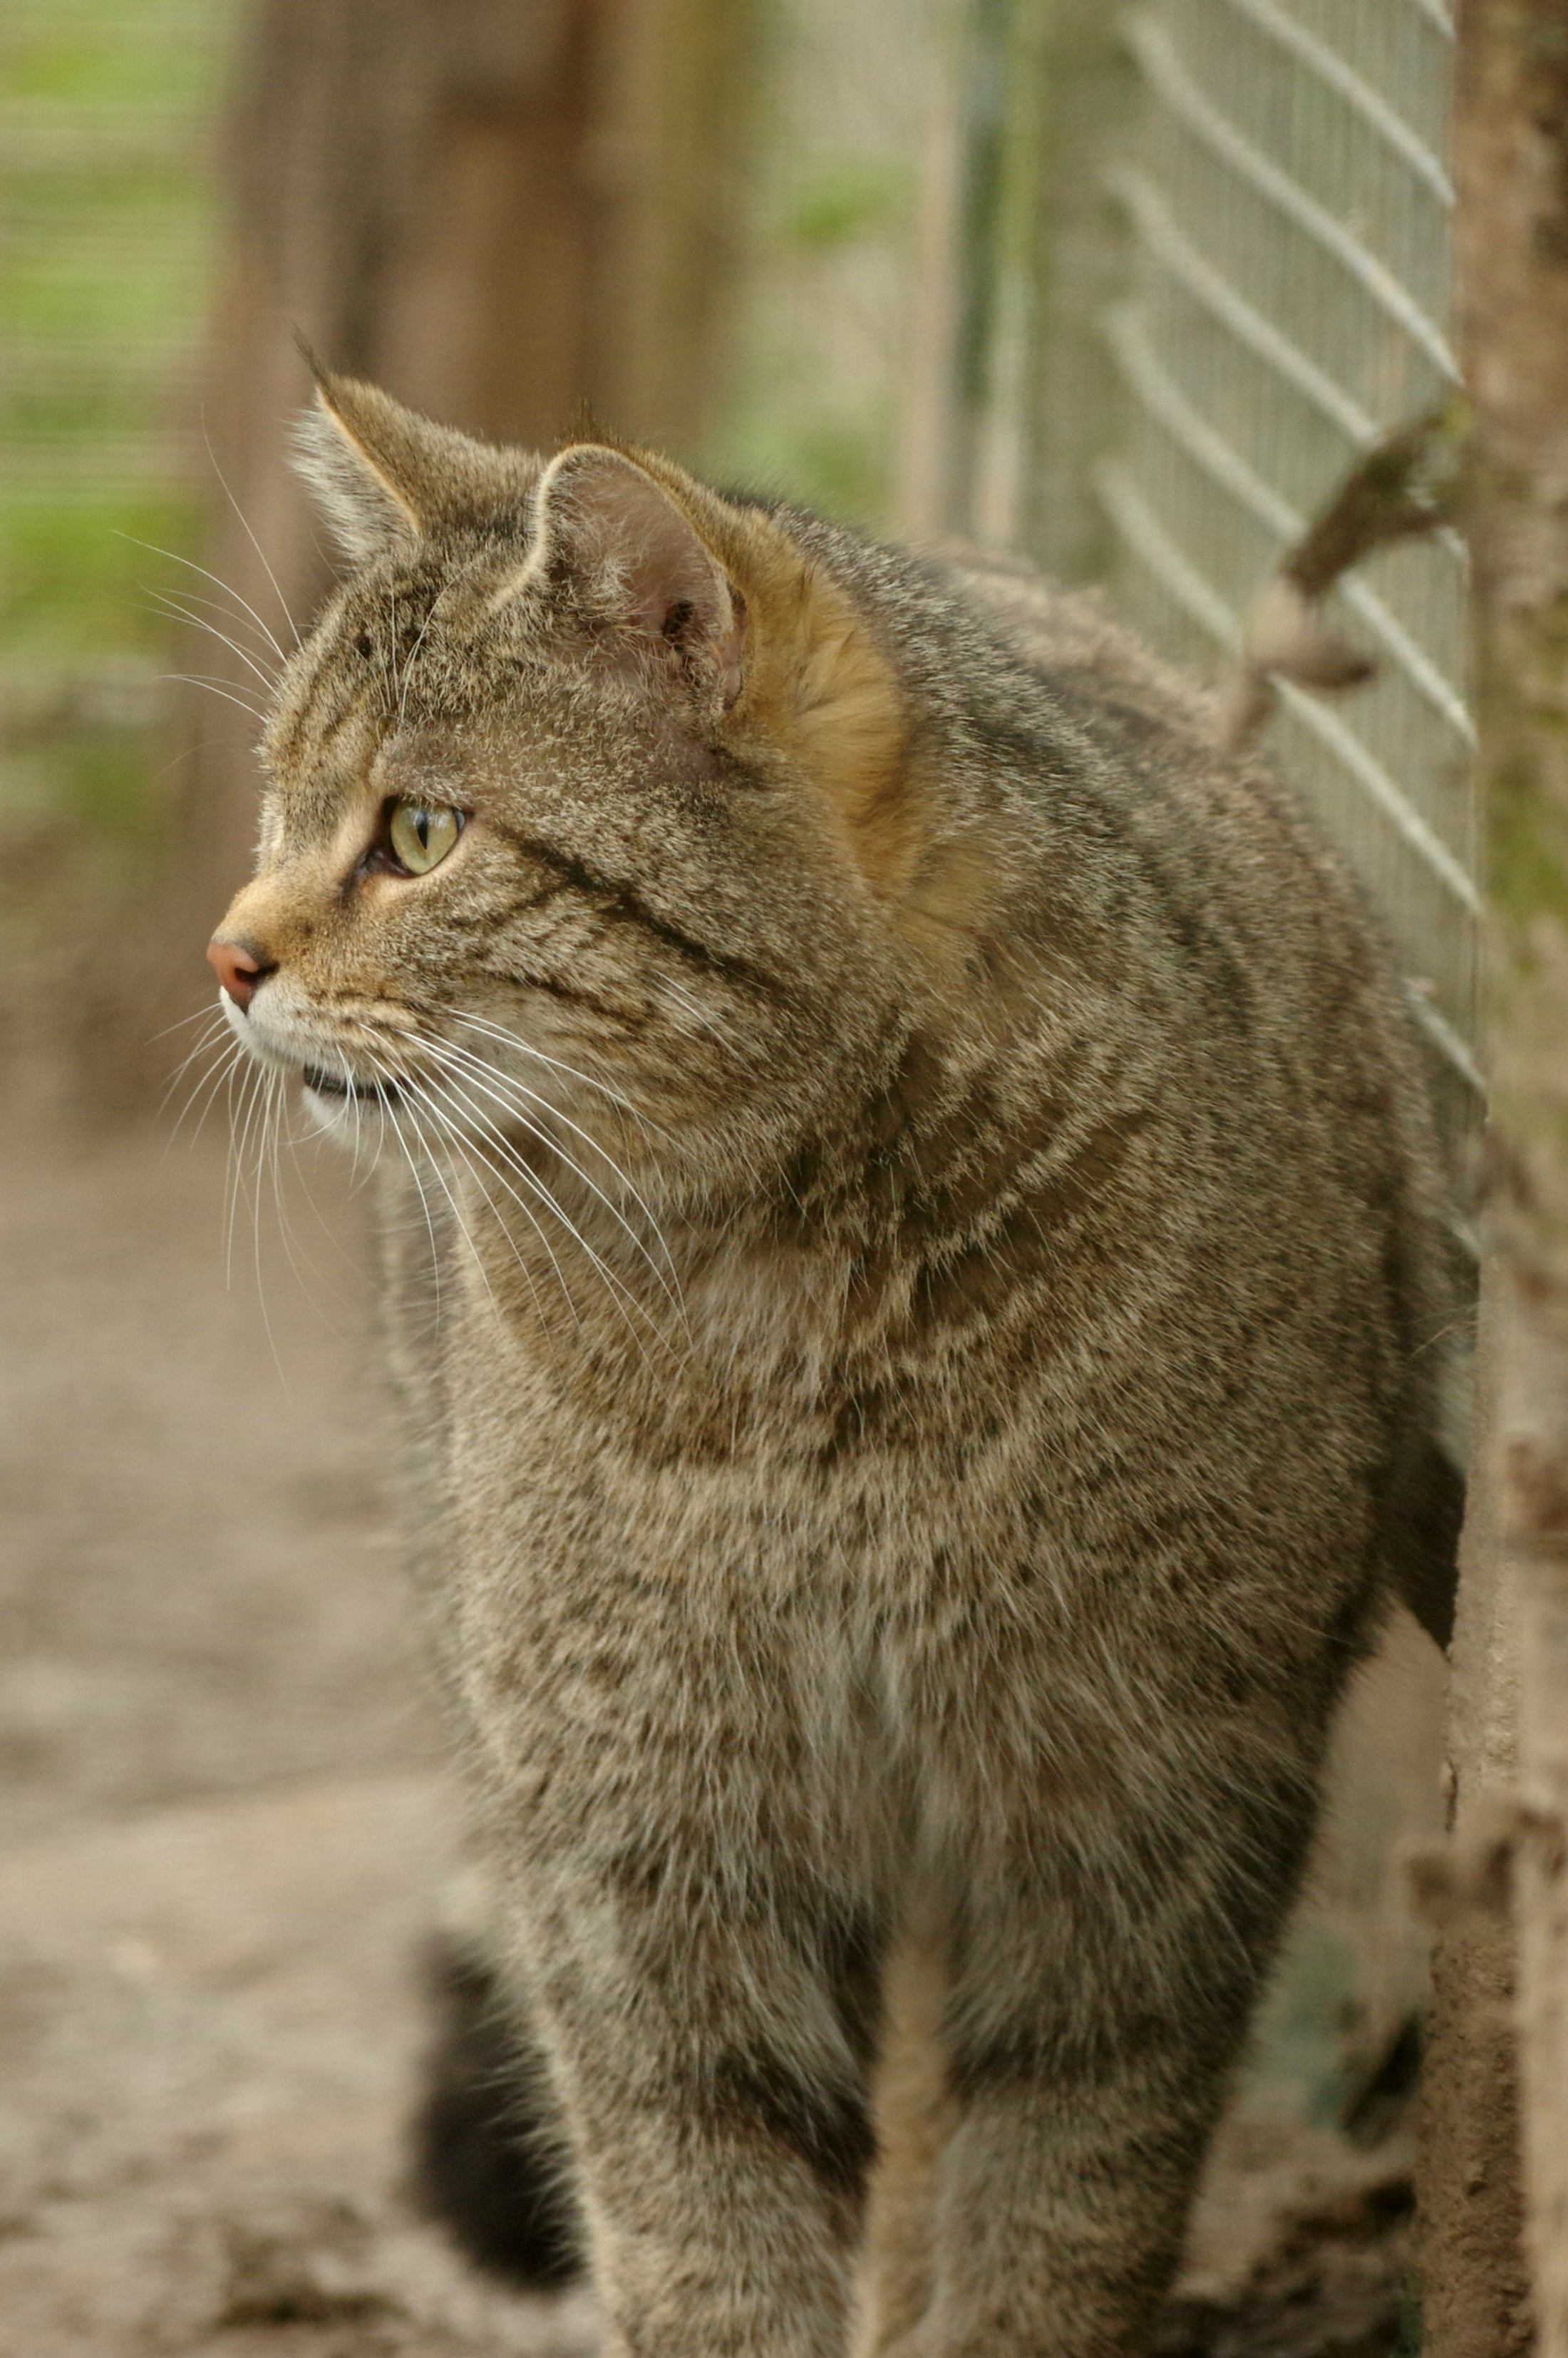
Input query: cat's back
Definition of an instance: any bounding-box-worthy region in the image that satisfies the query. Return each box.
[891,537,1454,1428]
[910,541,1460,1641]
[927,545,1431,1149]
[937,544,1350,928]
[937,545,1214,744]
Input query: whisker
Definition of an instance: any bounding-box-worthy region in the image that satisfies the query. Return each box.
[260,1070,355,1320]
[391,1066,582,1338]
[453,1011,666,1134]
[145,578,284,661]
[158,1008,233,1106]
[165,1034,247,1150]
[396,1162,453,1330]
[110,529,290,664]
[200,419,304,652]
[657,974,743,1054]
[163,1056,236,1143]
[163,1007,246,1119]
[331,1041,455,1312]
[396,616,425,731]
[419,1034,684,1317]
[145,593,280,694]
[220,1054,253,1277]
[247,1067,292,1391]
[164,673,269,726]
[225,1052,272,1285]
[189,1044,250,1143]
[438,1143,566,1347]
[361,1054,450,1323]
[360,1053,510,1331]
[406,1064,669,1361]
[149,1002,232,1046]
[339,1064,377,1193]
[396,582,445,733]
[388,1122,451,1331]
[393,1049,652,1349]
[387,579,402,717]
[444,1035,694,1307]
[391,550,489,732]
[435,1032,654,1185]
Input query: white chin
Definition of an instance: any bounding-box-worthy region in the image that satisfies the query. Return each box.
[301,1083,380,1146]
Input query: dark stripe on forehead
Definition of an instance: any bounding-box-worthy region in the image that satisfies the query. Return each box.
[493,825,780,999]
[272,665,383,783]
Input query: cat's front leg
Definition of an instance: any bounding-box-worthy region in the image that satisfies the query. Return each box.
[906,1766,1319,2358]
[505,1854,882,2358]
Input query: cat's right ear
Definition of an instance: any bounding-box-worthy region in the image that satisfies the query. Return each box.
[292,374,544,567]
[290,376,436,565]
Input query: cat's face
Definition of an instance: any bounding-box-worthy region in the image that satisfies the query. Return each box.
[211,376,931,1208]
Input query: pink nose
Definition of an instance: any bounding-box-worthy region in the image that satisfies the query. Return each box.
[207,937,272,1011]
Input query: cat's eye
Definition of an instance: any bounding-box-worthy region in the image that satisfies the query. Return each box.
[386,801,463,875]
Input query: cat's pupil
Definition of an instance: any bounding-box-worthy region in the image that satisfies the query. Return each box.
[413,808,430,848]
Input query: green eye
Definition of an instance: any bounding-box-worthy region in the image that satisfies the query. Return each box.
[386,802,462,875]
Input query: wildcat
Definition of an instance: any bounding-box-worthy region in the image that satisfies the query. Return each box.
[208,372,1463,2358]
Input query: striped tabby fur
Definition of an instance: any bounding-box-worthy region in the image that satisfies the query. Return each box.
[210,374,1461,2358]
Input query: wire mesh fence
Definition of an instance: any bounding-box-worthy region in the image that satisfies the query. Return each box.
[1098,0,1477,1143]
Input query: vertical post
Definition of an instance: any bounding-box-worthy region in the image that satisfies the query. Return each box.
[1417,1278,1530,2358]
[180,0,755,906]
[183,0,607,901]
[1427,4,1568,2352]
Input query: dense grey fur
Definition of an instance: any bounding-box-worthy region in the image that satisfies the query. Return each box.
[212,379,1460,2358]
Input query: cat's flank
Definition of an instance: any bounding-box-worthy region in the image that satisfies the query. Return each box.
[210,374,1461,2358]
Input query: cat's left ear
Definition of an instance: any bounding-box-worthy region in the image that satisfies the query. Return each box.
[518,446,745,710]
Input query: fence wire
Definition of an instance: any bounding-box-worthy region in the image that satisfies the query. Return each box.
[1100,0,1477,1140]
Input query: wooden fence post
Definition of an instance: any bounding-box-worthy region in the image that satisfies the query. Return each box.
[178,0,753,913]
[1424,4,1568,2350]
[1416,1271,1530,2358]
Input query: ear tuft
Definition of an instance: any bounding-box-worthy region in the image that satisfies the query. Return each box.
[525,446,744,707]
[289,371,544,569]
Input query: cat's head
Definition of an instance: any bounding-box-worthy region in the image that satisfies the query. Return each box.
[210,374,959,1208]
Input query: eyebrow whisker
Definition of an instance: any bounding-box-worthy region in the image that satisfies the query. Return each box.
[200,418,304,652]
[145,593,281,694]
[110,528,292,664]
[164,672,270,726]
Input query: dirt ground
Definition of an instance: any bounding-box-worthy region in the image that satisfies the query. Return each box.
[0,1118,1435,2357]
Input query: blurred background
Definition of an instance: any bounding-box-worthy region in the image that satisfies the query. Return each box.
[0,4,1472,2352]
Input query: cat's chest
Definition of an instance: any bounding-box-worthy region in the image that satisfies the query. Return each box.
[448,1217,902,1451]
[440,1271,1056,1617]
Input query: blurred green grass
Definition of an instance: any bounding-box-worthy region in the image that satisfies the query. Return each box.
[1,0,237,853]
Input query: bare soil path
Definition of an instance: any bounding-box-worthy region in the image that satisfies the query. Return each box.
[0,1128,596,2354]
